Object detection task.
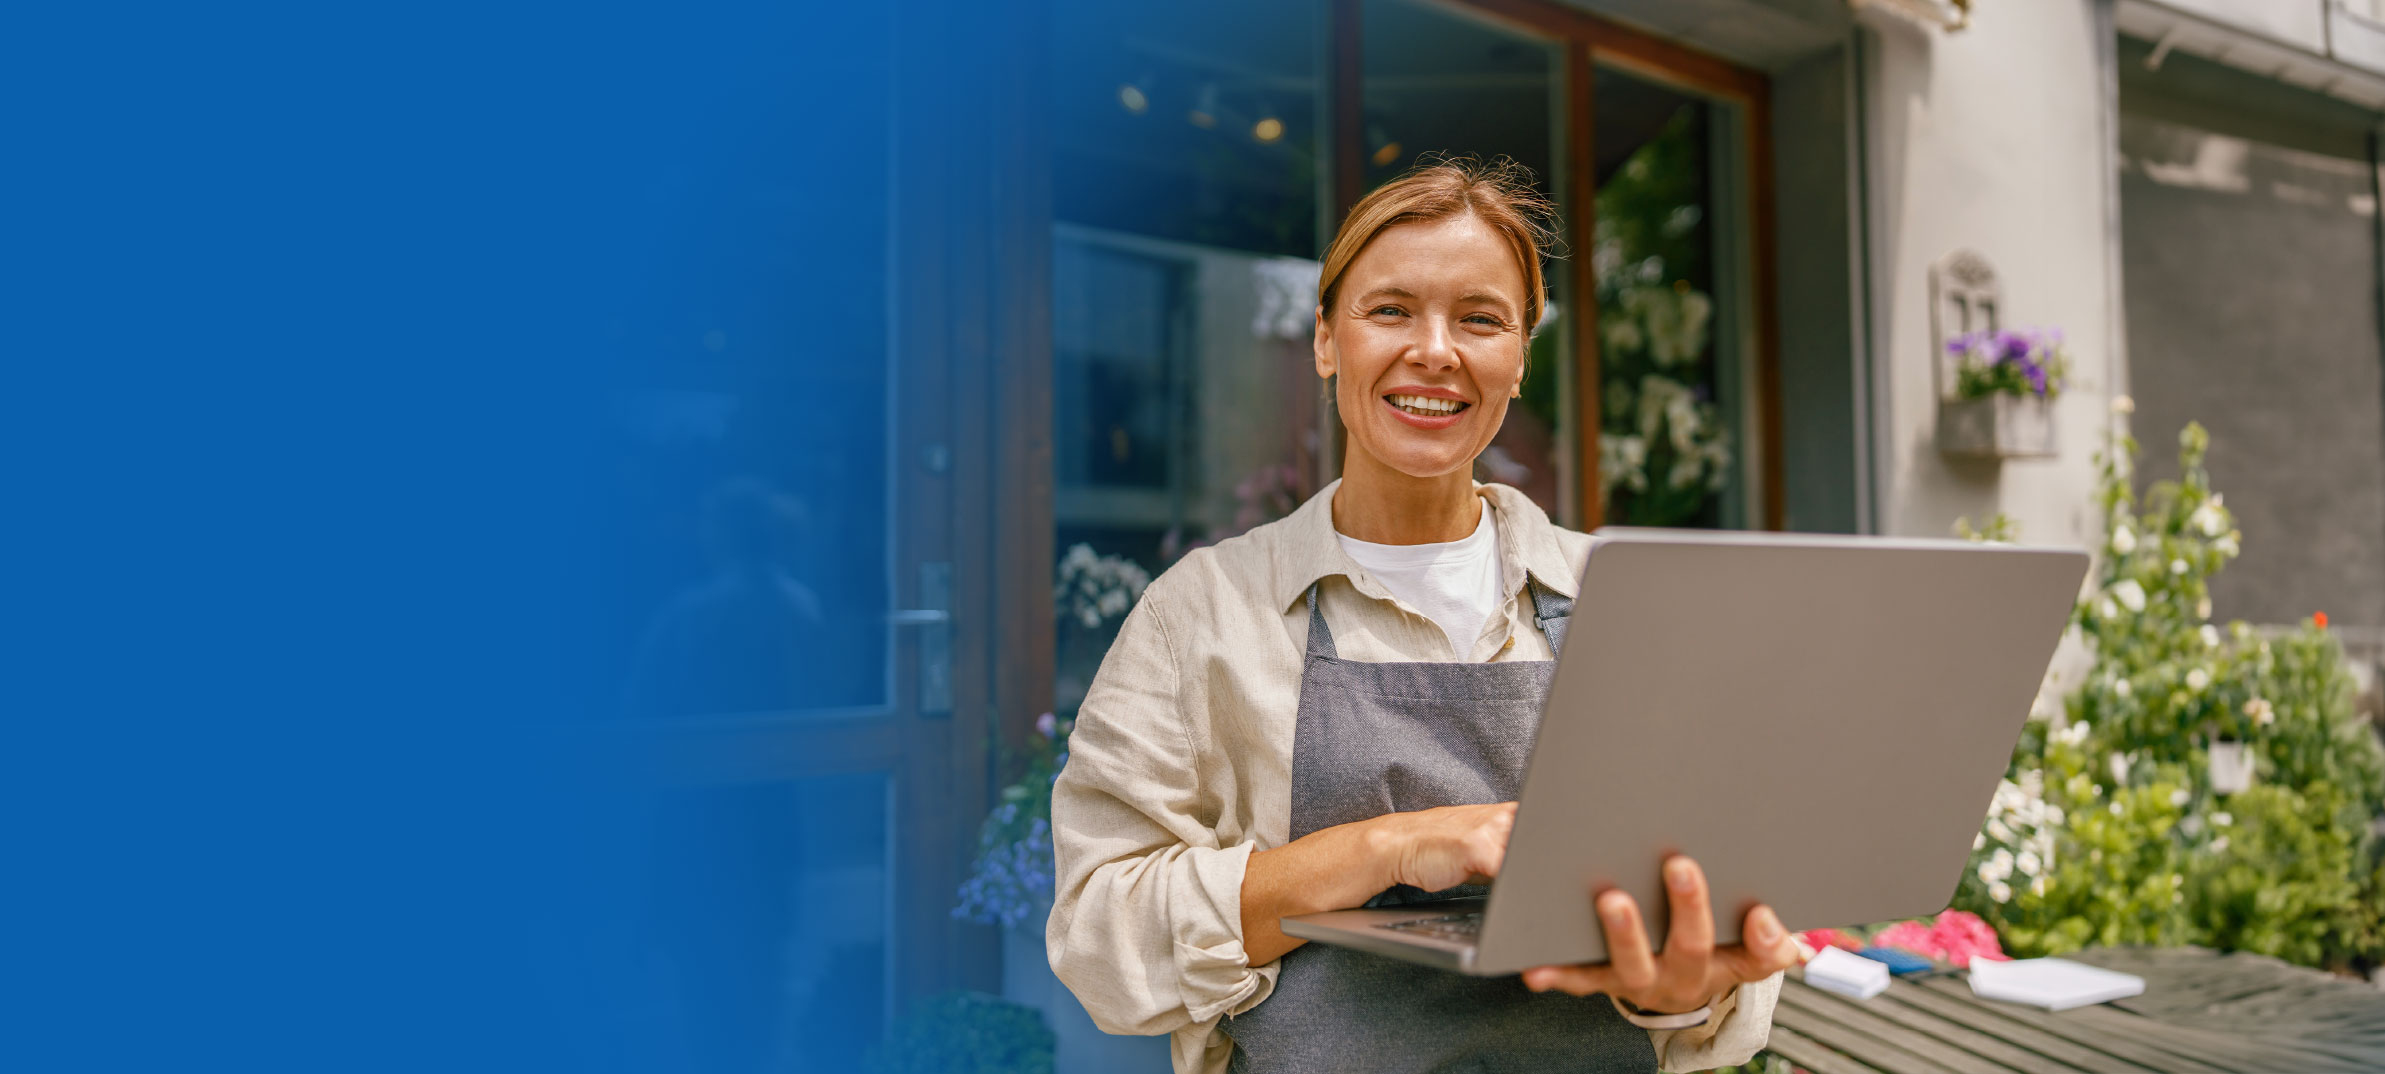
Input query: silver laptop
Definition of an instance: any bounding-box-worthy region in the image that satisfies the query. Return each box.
[1281,527,2089,976]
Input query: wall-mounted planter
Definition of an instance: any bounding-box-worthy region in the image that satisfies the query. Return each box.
[1937,394,2056,460]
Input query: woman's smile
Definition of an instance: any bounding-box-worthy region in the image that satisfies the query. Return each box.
[1382,389,1473,427]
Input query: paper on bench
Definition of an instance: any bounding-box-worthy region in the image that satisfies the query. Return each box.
[1967,957,2145,1011]
[1804,945,1890,999]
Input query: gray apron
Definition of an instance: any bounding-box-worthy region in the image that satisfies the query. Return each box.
[1224,577,1656,1074]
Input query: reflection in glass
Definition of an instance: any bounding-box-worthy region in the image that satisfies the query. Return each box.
[1051,1,1327,713]
[611,77,893,718]
[1593,69,1736,528]
[642,773,890,1072]
[1364,0,1573,521]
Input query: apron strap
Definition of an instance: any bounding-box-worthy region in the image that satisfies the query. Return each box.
[1528,575,1573,655]
[1304,581,1338,659]
[1307,576,1573,660]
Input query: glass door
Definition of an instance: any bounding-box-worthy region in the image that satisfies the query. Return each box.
[605,2,1010,1066]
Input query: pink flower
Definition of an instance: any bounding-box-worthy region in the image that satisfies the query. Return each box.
[1871,911,2009,969]
[1798,928,1862,954]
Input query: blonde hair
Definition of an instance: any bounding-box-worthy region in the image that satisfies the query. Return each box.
[1317,156,1559,332]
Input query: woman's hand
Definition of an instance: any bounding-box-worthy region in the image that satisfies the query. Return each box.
[1371,801,1517,892]
[1520,855,1799,1016]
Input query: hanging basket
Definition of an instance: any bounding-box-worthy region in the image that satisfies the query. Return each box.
[1938,394,2057,460]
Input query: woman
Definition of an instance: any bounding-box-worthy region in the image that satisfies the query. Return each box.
[1048,159,1795,1073]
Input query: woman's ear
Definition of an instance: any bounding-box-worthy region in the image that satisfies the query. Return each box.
[1312,305,1335,380]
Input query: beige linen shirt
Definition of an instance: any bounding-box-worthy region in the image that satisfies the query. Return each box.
[1047,480,1780,1074]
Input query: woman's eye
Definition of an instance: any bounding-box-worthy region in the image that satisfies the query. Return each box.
[1371,305,1405,318]
[1465,314,1503,327]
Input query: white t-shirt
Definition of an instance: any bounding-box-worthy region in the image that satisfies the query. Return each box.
[1336,503,1505,660]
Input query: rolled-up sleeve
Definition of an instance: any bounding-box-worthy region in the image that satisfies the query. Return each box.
[1647,973,1781,1072]
[1046,586,1277,1041]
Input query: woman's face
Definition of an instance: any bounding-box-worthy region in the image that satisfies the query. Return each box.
[1315,212,1529,481]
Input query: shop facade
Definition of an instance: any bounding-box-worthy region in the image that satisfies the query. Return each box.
[616,0,2385,1067]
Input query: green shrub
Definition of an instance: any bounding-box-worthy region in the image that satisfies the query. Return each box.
[867,991,1055,1074]
[1951,418,2385,973]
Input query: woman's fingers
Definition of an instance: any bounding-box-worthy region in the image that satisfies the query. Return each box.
[1659,856,1715,977]
[1467,803,1516,879]
[1523,962,1613,996]
[1716,904,1799,981]
[1595,890,1659,994]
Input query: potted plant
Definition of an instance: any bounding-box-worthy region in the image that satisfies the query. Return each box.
[954,543,1170,1073]
[1936,328,2070,459]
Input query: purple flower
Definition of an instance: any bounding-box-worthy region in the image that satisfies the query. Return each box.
[1997,331,2032,364]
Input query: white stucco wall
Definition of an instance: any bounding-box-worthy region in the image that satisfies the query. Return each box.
[1856,1,2119,553]
[2149,0,2327,53]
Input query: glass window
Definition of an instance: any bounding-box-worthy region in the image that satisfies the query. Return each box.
[611,13,895,719]
[1591,68,1751,529]
[1051,0,1328,712]
[1364,0,1574,521]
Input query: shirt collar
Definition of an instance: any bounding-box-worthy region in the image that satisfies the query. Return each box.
[1266,478,1581,613]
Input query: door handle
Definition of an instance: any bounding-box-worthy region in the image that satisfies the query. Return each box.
[897,563,952,716]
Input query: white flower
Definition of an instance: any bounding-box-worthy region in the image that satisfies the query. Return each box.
[2113,579,2147,613]
[2169,788,2190,807]
[1978,858,2009,884]
[2109,751,2132,784]
[2017,849,2042,875]
[2030,876,2048,897]
[2214,533,2239,557]
[1987,817,2013,842]
[2244,697,2275,726]
[2170,558,2189,576]
[2114,678,2132,699]
[2186,668,2210,691]
[1599,433,1650,493]
[2197,596,2213,620]
[2191,501,2227,538]
[1602,315,1645,355]
[2047,805,2066,826]
[2112,395,2135,414]
[2211,836,2229,854]
[2112,525,2137,555]
[2213,811,2231,827]
[2057,720,2091,746]
[1989,880,2013,904]
[1973,832,1986,851]
[2200,625,2221,648]
[2098,597,2119,620]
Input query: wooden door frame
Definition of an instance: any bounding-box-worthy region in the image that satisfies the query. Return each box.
[1331,0,1785,530]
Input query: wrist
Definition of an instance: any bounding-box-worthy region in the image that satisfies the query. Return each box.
[1610,994,1712,1030]
[1355,814,1411,892]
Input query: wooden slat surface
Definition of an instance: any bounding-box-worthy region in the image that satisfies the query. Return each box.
[1768,946,2385,1074]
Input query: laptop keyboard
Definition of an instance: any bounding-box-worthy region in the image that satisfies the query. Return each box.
[1380,911,1483,942]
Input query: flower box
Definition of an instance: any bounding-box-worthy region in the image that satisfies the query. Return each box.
[1938,394,2056,460]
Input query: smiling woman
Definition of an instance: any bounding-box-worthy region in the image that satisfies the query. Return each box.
[1047,158,1791,1074]
[1313,158,1552,544]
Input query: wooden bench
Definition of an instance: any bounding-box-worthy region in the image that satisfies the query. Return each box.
[1763,945,2385,1073]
